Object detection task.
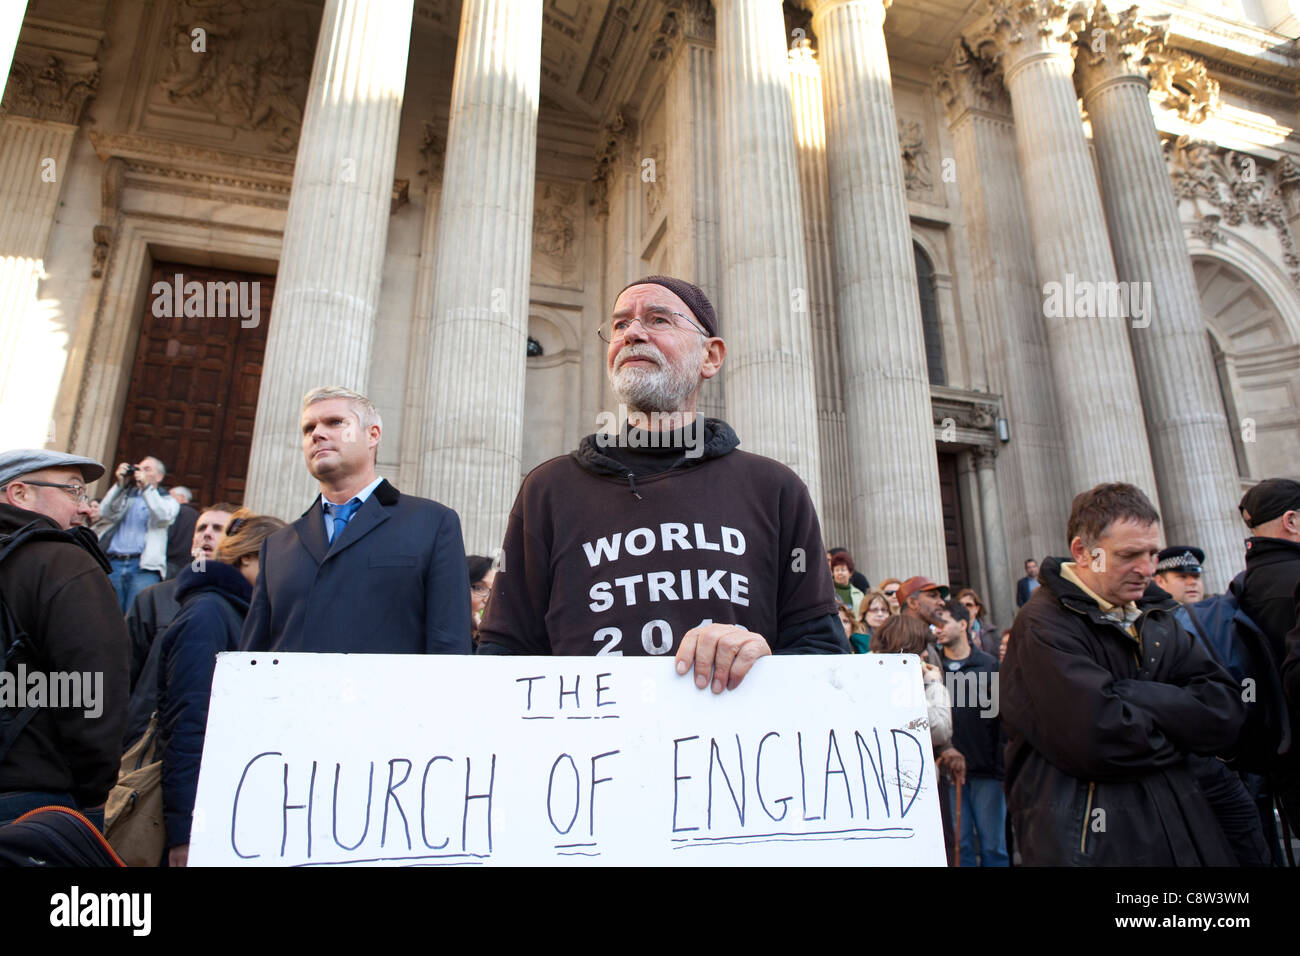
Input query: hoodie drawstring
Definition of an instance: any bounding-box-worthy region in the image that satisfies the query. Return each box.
[627,472,642,500]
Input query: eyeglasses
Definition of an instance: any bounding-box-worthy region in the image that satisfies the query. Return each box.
[597,309,709,344]
[18,480,88,505]
[884,588,898,597]
[470,582,491,595]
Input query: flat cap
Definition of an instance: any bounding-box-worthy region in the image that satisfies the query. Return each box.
[0,448,106,487]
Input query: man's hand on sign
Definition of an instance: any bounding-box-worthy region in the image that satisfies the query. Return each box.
[675,623,771,693]
[936,746,966,786]
[169,843,189,867]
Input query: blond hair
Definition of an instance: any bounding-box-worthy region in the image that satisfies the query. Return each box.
[215,508,287,566]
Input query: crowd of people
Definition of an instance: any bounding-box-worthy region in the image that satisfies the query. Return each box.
[1,273,1299,870]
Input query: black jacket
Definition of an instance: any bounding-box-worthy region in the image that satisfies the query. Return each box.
[940,645,1002,779]
[1240,536,1300,661]
[122,577,181,748]
[241,479,471,655]
[156,560,251,847]
[1001,557,1243,866]
[0,504,129,809]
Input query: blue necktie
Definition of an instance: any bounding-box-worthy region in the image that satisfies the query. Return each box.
[327,499,362,543]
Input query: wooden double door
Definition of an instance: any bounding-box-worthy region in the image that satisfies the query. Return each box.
[113,262,273,507]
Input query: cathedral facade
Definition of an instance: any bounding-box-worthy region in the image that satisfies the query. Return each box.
[3,0,1298,623]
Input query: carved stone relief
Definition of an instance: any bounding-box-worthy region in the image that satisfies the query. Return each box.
[1166,136,1300,286]
[1146,49,1220,124]
[898,117,933,197]
[141,0,318,154]
[533,180,582,288]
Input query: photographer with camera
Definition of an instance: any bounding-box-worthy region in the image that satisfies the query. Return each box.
[98,457,180,613]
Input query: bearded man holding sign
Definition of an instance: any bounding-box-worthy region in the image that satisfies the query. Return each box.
[476,276,848,685]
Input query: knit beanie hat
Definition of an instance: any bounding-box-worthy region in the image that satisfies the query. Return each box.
[618,275,718,337]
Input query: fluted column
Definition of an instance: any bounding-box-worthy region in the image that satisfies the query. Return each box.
[398,128,445,487]
[0,1,25,104]
[810,0,946,584]
[933,40,1069,567]
[663,2,724,421]
[1077,5,1242,591]
[714,0,822,513]
[244,0,414,516]
[973,446,1014,625]
[969,0,1158,500]
[0,118,77,449]
[788,38,853,556]
[413,0,543,553]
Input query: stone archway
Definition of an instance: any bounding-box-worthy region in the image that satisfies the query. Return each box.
[1194,256,1300,481]
[521,307,583,475]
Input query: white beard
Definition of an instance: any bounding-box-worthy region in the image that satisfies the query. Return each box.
[610,344,703,414]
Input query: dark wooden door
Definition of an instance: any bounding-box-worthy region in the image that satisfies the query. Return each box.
[937,451,968,591]
[113,263,274,507]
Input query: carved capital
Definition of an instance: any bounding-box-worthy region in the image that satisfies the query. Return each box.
[1,51,100,124]
[1146,49,1220,124]
[1074,4,1166,99]
[966,0,1082,82]
[932,39,1011,123]
[971,443,999,468]
[590,108,638,213]
[650,0,714,60]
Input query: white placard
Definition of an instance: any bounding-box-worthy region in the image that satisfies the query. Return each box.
[189,653,946,866]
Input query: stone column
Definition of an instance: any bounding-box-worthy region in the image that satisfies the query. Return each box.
[398,124,445,486]
[0,36,99,450]
[1077,6,1242,591]
[788,38,853,557]
[809,0,947,583]
[714,0,822,513]
[0,1,26,104]
[244,0,414,516]
[411,0,543,553]
[661,0,724,421]
[972,445,1014,626]
[969,0,1159,500]
[932,40,1070,566]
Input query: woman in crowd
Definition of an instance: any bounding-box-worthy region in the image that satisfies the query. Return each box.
[829,553,865,614]
[467,554,496,645]
[870,616,953,749]
[871,614,966,865]
[836,603,863,651]
[156,507,286,867]
[855,589,893,647]
[956,587,999,656]
[877,577,903,613]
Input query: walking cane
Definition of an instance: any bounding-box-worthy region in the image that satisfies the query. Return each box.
[954,776,963,867]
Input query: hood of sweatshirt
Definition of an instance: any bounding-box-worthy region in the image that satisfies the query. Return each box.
[570,416,740,478]
[174,557,253,609]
